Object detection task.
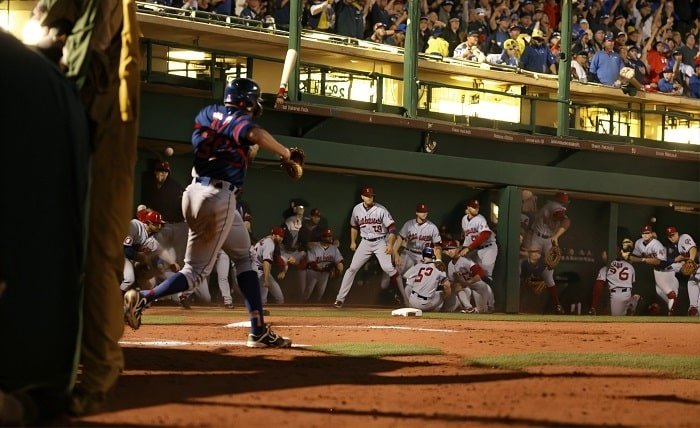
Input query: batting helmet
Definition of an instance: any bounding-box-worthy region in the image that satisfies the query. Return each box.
[224,78,262,117]
[361,186,375,197]
[422,246,436,259]
[143,210,166,225]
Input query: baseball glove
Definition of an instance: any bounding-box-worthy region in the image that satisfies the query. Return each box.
[434,259,446,272]
[681,259,699,276]
[545,241,562,270]
[523,277,546,295]
[281,147,304,180]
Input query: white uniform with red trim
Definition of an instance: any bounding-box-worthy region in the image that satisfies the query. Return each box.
[523,200,568,287]
[304,242,343,301]
[404,261,449,311]
[632,237,678,309]
[461,213,498,277]
[335,202,402,304]
[599,260,637,316]
[674,233,699,312]
[671,233,697,273]
[121,219,165,292]
[252,236,284,304]
[380,219,442,290]
[447,257,492,312]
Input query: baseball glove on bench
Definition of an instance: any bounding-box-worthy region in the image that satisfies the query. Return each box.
[281,147,304,180]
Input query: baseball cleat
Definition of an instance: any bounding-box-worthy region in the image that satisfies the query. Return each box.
[554,304,565,315]
[333,300,343,309]
[460,307,478,314]
[246,325,292,348]
[688,306,698,317]
[179,294,192,310]
[587,307,597,315]
[124,289,147,330]
[626,294,641,316]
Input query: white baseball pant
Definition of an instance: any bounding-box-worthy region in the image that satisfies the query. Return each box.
[304,269,331,302]
[336,237,403,304]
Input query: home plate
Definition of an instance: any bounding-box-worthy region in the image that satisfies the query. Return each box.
[391,308,422,317]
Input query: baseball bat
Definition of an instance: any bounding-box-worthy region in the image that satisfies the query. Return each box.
[278,48,297,97]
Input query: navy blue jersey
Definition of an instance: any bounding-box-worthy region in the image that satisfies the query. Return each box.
[191,104,258,186]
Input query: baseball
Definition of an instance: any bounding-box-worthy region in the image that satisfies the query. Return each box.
[650,216,656,223]
[164,146,174,157]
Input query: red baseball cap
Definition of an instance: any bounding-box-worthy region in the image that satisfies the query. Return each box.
[640,224,653,234]
[322,228,333,237]
[155,161,171,172]
[416,203,428,213]
[361,186,375,197]
[310,208,321,217]
[442,240,460,249]
[466,199,480,209]
[555,192,569,204]
[665,226,678,236]
[271,227,285,237]
[143,210,166,225]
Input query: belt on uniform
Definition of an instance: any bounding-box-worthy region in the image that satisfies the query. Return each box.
[610,287,630,293]
[193,176,238,192]
[409,249,423,255]
[478,243,493,250]
[536,232,550,239]
[365,236,386,242]
[412,291,429,300]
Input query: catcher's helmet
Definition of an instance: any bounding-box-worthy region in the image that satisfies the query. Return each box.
[143,210,166,225]
[224,78,262,116]
[422,246,436,259]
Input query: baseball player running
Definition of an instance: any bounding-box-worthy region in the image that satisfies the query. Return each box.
[589,241,640,316]
[665,226,699,315]
[304,228,344,302]
[252,227,289,304]
[627,224,679,315]
[380,203,442,294]
[522,192,571,315]
[333,186,406,308]
[403,247,451,311]
[121,210,179,292]
[442,240,492,313]
[124,78,293,347]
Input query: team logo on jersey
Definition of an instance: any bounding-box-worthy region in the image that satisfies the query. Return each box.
[124,236,133,245]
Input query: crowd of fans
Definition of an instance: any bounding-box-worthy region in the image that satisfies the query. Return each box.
[149,0,700,98]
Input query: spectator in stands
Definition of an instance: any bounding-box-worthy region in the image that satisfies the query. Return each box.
[573,28,594,53]
[468,7,489,36]
[387,1,407,30]
[635,1,654,41]
[519,27,556,74]
[240,0,265,20]
[571,48,590,83]
[437,0,454,26]
[590,33,623,86]
[335,0,368,39]
[386,22,405,47]
[549,31,561,57]
[543,0,559,28]
[621,44,648,86]
[643,37,671,86]
[425,27,449,57]
[577,18,590,36]
[274,0,290,29]
[370,0,393,30]
[679,33,698,66]
[508,23,522,42]
[487,38,519,66]
[657,67,683,94]
[418,15,432,52]
[518,13,534,35]
[689,63,700,98]
[614,31,628,49]
[487,4,511,46]
[453,30,485,62]
[670,49,695,85]
[308,0,336,31]
[611,14,627,36]
[427,11,446,32]
[443,16,462,56]
[592,29,606,51]
[367,21,389,43]
[626,28,642,51]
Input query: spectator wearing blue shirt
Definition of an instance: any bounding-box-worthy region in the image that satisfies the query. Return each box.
[590,33,623,85]
[519,29,556,74]
[657,67,683,95]
[689,64,700,98]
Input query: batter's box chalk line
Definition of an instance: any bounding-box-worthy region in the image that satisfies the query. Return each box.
[225,321,458,333]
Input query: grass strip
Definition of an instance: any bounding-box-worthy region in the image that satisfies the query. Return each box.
[466,352,700,380]
[309,342,443,358]
[142,315,186,325]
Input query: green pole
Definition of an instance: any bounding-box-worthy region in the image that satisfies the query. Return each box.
[402,0,419,117]
[495,186,522,314]
[557,0,572,136]
[288,0,302,102]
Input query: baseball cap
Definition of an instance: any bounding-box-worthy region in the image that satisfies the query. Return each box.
[243,212,253,222]
[475,7,485,15]
[449,16,460,22]
[321,228,333,237]
[579,18,588,24]
[361,186,375,197]
[143,210,166,225]
[271,227,285,237]
[603,33,615,41]
[614,14,626,21]
[155,161,171,172]
[627,44,639,51]
[442,240,460,250]
[640,224,653,234]
[373,22,386,30]
[416,203,429,213]
[551,31,561,39]
[601,13,610,19]
[509,24,522,31]
[575,48,589,56]
[432,28,443,37]
[662,66,673,73]
[672,49,681,55]
[310,208,321,217]
[466,199,480,209]
[419,15,428,21]
[617,31,626,38]
[665,226,678,236]
[555,192,569,204]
